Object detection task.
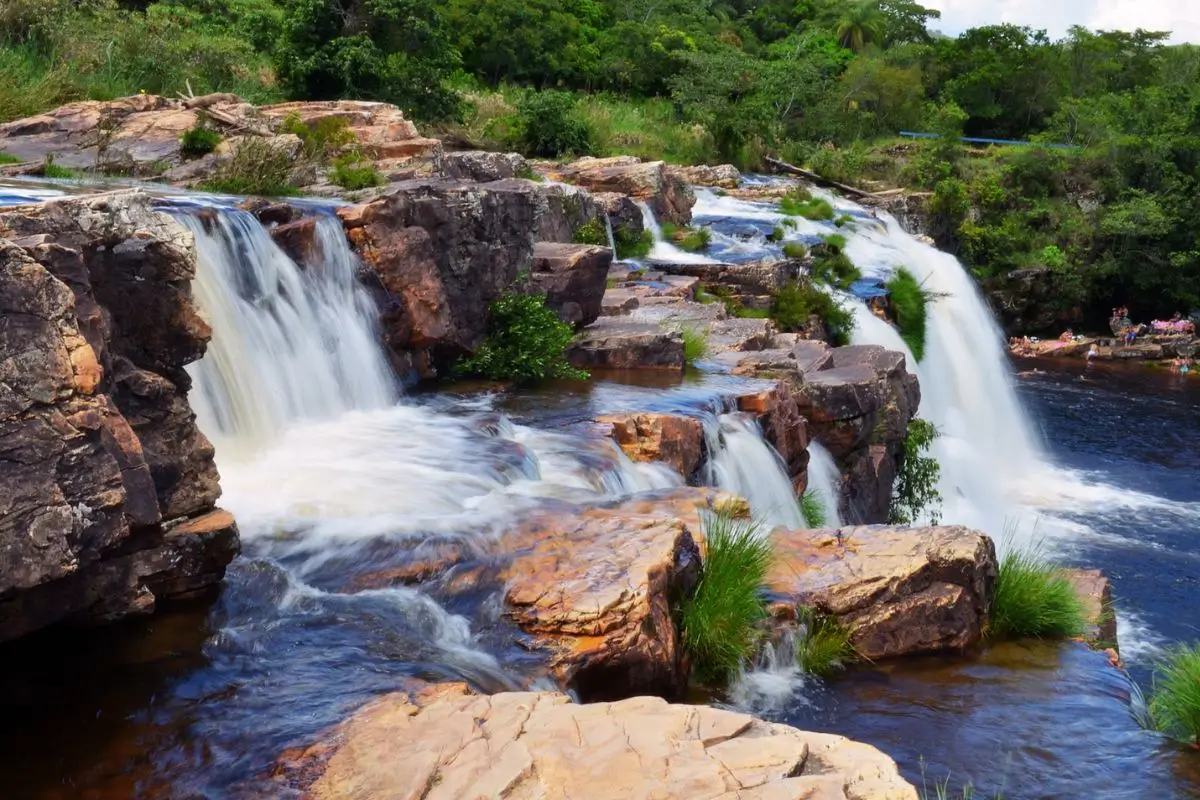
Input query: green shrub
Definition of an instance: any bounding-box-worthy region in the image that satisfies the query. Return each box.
[794,605,854,676]
[679,510,772,683]
[834,213,855,228]
[816,232,847,253]
[780,196,835,220]
[614,227,653,259]
[800,490,826,528]
[988,547,1085,640]
[280,113,356,161]
[200,137,298,196]
[768,225,786,242]
[516,90,593,158]
[0,151,20,164]
[660,221,680,239]
[330,153,384,190]
[573,217,608,247]
[885,267,930,362]
[453,292,587,382]
[1148,643,1200,746]
[810,250,862,291]
[679,227,711,252]
[180,122,223,158]
[681,326,708,366]
[889,419,942,525]
[770,281,856,345]
[41,155,76,178]
[782,242,807,259]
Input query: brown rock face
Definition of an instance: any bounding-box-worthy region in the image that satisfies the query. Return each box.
[0,191,238,641]
[668,163,743,189]
[1062,568,1119,649]
[736,385,810,493]
[528,242,612,327]
[767,525,996,660]
[548,156,696,226]
[441,150,529,182]
[597,413,705,480]
[296,687,918,800]
[568,318,685,371]
[338,179,540,375]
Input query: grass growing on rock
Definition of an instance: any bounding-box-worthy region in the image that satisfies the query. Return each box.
[453,291,588,383]
[680,510,772,684]
[770,281,856,346]
[988,547,1085,640]
[800,490,827,528]
[41,155,76,178]
[614,228,653,260]
[180,123,222,158]
[330,153,384,190]
[885,267,931,362]
[572,217,607,247]
[201,137,299,196]
[681,326,708,367]
[794,605,854,676]
[1147,643,1200,746]
[0,151,21,164]
[782,242,807,260]
[661,222,710,252]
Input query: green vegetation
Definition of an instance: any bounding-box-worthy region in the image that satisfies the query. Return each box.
[280,114,356,161]
[515,90,592,158]
[200,137,297,196]
[614,227,653,260]
[781,196,835,221]
[885,267,930,362]
[794,605,854,677]
[41,155,76,179]
[800,490,827,528]
[572,217,607,247]
[329,153,384,191]
[0,151,19,164]
[1147,643,1200,746]
[988,547,1085,640]
[179,122,222,158]
[681,326,708,367]
[782,242,808,260]
[768,225,787,242]
[453,292,587,383]
[662,222,711,253]
[889,418,942,525]
[771,281,856,346]
[679,510,772,683]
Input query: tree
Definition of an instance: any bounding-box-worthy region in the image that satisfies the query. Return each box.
[877,0,939,46]
[836,0,885,53]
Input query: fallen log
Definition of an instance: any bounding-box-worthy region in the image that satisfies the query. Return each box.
[764,156,873,199]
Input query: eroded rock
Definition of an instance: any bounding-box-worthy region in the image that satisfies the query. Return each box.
[529,242,611,328]
[548,156,696,225]
[597,413,705,480]
[568,318,685,371]
[668,163,742,189]
[442,150,529,182]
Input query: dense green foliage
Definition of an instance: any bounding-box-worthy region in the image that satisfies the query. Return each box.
[454,292,587,383]
[794,605,854,676]
[800,490,827,528]
[40,155,76,179]
[1148,643,1200,745]
[989,548,1085,640]
[200,137,299,195]
[679,510,772,684]
[889,418,941,525]
[180,123,223,158]
[771,280,856,346]
[329,153,384,190]
[885,267,929,361]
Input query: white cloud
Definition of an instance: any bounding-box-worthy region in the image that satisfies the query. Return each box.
[924,0,1200,44]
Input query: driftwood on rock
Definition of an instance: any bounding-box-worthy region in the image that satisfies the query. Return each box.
[764,156,873,199]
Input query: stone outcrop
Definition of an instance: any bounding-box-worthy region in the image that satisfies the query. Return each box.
[293,685,917,800]
[597,413,705,480]
[528,242,611,328]
[441,150,529,182]
[983,267,1080,337]
[547,156,696,226]
[0,191,239,641]
[338,179,540,378]
[736,385,810,494]
[767,525,996,660]
[668,163,742,189]
[568,318,686,371]
[1063,568,1119,650]
[531,183,604,244]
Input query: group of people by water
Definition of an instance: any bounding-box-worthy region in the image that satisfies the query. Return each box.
[1007,306,1196,376]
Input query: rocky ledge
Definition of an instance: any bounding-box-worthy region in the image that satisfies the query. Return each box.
[283,683,917,800]
[0,191,238,641]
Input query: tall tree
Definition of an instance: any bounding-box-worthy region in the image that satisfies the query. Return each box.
[836,0,885,53]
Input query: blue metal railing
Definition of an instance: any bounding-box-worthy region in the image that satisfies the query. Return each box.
[899,131,1078,150]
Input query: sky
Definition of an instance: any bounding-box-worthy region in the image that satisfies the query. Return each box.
[924,0,1200,44]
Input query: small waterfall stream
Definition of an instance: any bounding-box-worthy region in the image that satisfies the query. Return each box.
[703,414,806,530]
[806,441,844,528]
[635,199,719,264]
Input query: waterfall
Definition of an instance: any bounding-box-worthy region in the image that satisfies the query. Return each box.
[703,414,806,530]
[603,214,617,254]
[635,200,718,264]
[806,442,844,528]
[728,629,804,714]
[179,209,396,456]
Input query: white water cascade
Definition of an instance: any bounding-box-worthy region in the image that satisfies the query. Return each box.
[636,200,719,264]
[806,441,845,528]
[704,414,807,530]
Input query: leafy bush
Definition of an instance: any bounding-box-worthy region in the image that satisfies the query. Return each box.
[834,213,855,228]
[781,196,835,220]
[201,137,299,196]
[453,292,587,382]
[1148,643,1200,746]
[614,227,653,259]
[679,510,772,683]
[768,225,786,242]
[988,547,1085,640]
[810,247,862,291]
[885,267,930,362]
[573,217,607,246]
[180,122,222,158]
[782,242,807,259]
[800,490,826,528]
[794,605,854,676]
[771,281,856,345]
[280,113,356,161]
[330,153,384,190]
[516,90,593,158]
[889,418,942,525]
[681,326,708,366]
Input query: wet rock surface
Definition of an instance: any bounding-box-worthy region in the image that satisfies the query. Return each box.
[0,191,238,641]
[568,318,686,371]
[597,413,705,480]
[767,525,997,660]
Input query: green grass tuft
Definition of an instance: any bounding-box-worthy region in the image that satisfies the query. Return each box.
[988,547,1085,640]
[1148,643,1200,745]
[834,213,856,228]
[680,509,772,684]
[330,153,384,190]
[614,227,653,260]
[800,490,827,528]
[770,281,855,344]
[885,267,930,362]
[0,151,21,165]
[201,137,298,197]
[41,155,76,179]
[679,226,711,252]
[179,123,222,158]
[768,225,786,242]
[681,326,708,366]
[573,217,607,247]
[794,605,854,676]
[782,242,807,260]
[780,196,835,220]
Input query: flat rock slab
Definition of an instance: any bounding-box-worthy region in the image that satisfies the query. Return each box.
[299,686,917,800]
[569,318,685,370]
[767,525,997,660]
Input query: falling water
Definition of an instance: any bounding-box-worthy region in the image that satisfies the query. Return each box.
[635,200,719,264]
[703,414,806,530]
[603,214,618,254]
[728,629,805,714]
[806,442,845,528]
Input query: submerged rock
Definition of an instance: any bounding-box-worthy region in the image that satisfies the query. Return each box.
[767,525,996,660]
[293,684,917,800]
[0,191,239,641]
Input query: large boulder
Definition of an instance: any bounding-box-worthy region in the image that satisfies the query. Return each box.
[531,182,605,244]
[548,156,696,226]
[568,318,685,371]
[293,685,918,800]
[597,413,705,480]
[0,191,239,641]
[442,150,529,182]
[338,179,541,377]
[668,163,742,189]
[528,242,611,328]
[767,525,997,660]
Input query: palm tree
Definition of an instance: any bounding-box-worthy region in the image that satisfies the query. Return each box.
[836,0,886,53]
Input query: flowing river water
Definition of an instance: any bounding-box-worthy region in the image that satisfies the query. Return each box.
[0,179,1197,798]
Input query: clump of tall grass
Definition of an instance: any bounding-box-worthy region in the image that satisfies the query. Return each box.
[1147,643,1200,746]
[41,154,76,178]
[679,509,773,683]
[179,122,222,158]
[0,151,22,164]
[988,546,1085,640]
[800,490,826,528]
[200,137,300,196]
[885,266,931,362]
[782,242,807,259]
[681,326,708,367]
[794,605,854,676]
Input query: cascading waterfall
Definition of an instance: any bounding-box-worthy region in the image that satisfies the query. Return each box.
[636,200,718,264]
[806,441,844,528]
[603,214,618,254]
[703,414,806,530]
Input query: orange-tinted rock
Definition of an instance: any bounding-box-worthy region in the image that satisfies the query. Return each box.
[597,413,705,479]
[547,156,696,225]
[1063,568,1119,650]
[668,163,742,189]
[528,242,612,327]
[269,217,320,266]
[736,383,810,493]
[295,687,918,800]
[767,525,996,660]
